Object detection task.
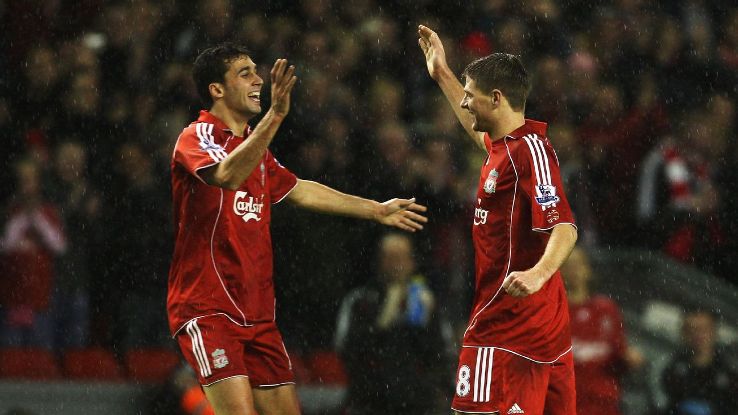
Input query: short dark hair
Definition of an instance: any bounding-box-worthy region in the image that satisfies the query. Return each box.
[192,43,251,106]
[462,53,531,111]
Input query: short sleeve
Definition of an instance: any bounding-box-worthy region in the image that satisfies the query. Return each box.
[266,150,298,203]
[519,135,577,232]
[173,124,228,182]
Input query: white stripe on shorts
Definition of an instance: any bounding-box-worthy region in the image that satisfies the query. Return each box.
[186,320,212,378]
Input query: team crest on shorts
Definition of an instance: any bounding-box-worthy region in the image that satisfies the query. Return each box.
[211,349,229,369]
[484,169,499,194]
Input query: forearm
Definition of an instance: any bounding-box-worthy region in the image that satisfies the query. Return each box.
[287,180,380,221]
[533,224,578,278]
[204,110,285,190]
[434,67,485,150]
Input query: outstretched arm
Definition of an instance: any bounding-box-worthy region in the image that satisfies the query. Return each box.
[418,24,485,150]
[503,224,578,297]
[286,179,428,232]
[201,59,297,190]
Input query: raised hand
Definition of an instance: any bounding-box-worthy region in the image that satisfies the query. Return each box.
[270,59,297,117]
[376,198,428,232]
[418,25,449,81]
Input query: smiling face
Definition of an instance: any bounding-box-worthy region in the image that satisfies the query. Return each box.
[215,56,264,118]
[461,77,497,132]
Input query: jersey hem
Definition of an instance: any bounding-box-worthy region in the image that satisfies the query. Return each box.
[532,222,577,234]
[461,344,572,364]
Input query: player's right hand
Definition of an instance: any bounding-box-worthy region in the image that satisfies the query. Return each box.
[270,59,297,117]
[418,24,448,80]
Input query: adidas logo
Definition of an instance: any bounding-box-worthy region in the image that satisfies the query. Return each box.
[507,403,524,414]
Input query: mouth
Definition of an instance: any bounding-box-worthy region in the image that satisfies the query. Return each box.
[247,92,261,104]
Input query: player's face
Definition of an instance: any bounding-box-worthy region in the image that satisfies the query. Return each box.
[461,77,496,132]
[221,56,263,117]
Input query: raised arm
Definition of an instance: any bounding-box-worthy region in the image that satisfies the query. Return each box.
[286,179,428,232]
[502,224,578,297]
[418,25,485,151]
[201,59,297,190]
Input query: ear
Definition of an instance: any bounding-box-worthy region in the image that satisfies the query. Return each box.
[209,82,225,101]
[491,89,503,108]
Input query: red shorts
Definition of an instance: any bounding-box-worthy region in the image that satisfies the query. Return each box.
[176,316,295,387]
[451,347,575,415]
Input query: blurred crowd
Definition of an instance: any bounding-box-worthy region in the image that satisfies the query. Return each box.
[0,0,737,410]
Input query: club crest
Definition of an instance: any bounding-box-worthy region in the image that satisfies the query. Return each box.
[211,349,229,369]
[484,169,499,194]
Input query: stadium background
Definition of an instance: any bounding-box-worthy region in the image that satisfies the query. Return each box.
[0,0,736,413]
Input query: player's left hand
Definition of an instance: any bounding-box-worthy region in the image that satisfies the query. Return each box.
[503,268,550,297]
[376,198,428,232]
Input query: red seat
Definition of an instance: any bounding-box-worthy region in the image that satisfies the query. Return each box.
[305,350,347,385]
[63,347,124,381]
[124,347,181,383]
[0,347,61,380]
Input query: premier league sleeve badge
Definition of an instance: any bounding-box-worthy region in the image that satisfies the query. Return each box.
[484,169,499,194]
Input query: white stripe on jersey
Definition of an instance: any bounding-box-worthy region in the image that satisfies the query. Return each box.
[531,135,552,185]
[196,122,228,162]
[524,135,544,189]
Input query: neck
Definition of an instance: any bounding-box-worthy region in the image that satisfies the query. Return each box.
[488,110,526,142]
[568,287,590,305]
[209,103,252,136]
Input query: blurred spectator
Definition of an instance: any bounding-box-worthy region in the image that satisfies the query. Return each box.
[562,247,643,415]
[661,309,738,415]
[0,158,66,349]
[636,111,724,269]
[335,233,451,414]
[46,140,102,351]
[107,142,171,351]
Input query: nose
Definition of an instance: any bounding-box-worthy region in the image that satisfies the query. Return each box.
[255,73,264,86]
[460,97,468,109]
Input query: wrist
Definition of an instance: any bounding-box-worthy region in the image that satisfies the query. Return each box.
[371,200,384,222]
[266,108,287,122]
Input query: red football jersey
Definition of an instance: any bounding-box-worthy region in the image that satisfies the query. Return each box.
[570,295,627,414]
[167,111,298,335]
[464,119,576,362]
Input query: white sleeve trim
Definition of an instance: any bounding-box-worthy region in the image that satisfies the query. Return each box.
[532,222,578,234]
[192,160,222,184]
[273,179,299,204]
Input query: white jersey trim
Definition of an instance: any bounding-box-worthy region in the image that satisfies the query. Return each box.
[211,189,248,324]
[532,222,578,234]
[464,137,519,336]
[274,180,299,204]
[461,344,573,365]
[171,125,222,184]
